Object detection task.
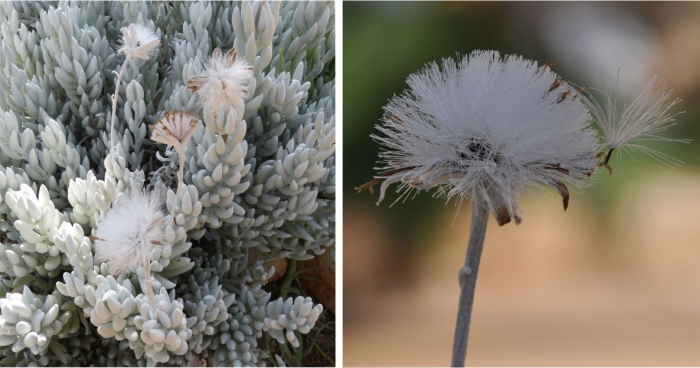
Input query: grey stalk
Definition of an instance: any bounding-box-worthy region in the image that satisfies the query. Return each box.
[451,199,489,367]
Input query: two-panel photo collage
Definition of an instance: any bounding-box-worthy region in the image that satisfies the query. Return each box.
[0,1,697,367]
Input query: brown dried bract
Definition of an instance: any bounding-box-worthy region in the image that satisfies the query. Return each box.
[550,179,570,210]
[356,179,380,195]
[543,163,570,175]
[224,48,237,66]
[492,200,522,226]
[549,76,563,92]
[186,48,241,93]
[186,75,206,93]
[387,115,402,124]
[539,61,555,75]
[556,90,571,103]
[356,167,416,194]
[493,204,511,226]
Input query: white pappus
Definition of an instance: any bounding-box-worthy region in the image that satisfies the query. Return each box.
[117,23,160,61]
[360,50,601,225]
[577,74,688,170]
[187,48,254,124]
[93,189,166,306]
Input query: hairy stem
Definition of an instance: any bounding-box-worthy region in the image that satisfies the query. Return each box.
[451,199,489,367]
[110,54,131,152]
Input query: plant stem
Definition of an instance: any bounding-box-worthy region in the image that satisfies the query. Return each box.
[173,149,185,211]
[110,54,131,152]
[280,259,297,299]
[177,149,185,196]
[278,340,294,364]
[451,199,489,367]
[143,258,157,308]
[314,342,334,366]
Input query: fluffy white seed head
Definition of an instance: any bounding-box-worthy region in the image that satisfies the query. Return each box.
[187,48,254,122]
[94,190,166,277]
[578,74,686,167]
[117,23,160,61]
[151,111,200,154]
[365,50,600,226]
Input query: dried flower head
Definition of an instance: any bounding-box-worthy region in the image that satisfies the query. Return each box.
[359,50,600,226]
[117,23,160,60]
[151,111,200,198]
[93,190,165,305]
[94,190,165,276]
[578,74,687,169]
[151,111,200,154]
[187,48,254,121]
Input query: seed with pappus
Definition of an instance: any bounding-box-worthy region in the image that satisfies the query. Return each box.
[359,50,600,226]
[187,48,254,122]
[578,74,688,171]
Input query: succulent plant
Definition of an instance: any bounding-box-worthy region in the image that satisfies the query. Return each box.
[0,1,334,366]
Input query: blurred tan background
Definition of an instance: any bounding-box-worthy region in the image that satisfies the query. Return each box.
[344,2,700,366]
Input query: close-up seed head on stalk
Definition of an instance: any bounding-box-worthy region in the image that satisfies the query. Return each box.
[359,50,600,226]
[357,49,688,367]
[109,23,160,152]
[346,3,698,367]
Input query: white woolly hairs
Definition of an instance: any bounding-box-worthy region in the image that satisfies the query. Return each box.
[370,50,600,225]
[94,190,166,277]
[187,48,254,125]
